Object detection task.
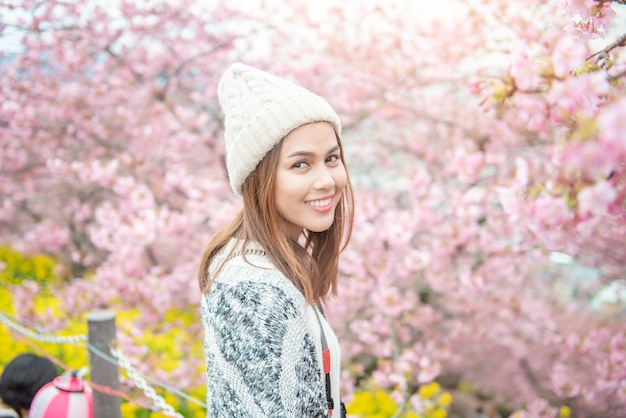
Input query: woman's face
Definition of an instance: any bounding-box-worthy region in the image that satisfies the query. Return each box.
[275,122,347,240]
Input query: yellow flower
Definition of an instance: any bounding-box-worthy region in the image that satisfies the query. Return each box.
[418,382,441,399]
[162,392,179,410]
[430,407,448,418]
[377,390,399,415]
[348,391,377,414]
[120,401,139,417]
[559,406,571,418]
[0,247,59,284]
[437,391,452,407]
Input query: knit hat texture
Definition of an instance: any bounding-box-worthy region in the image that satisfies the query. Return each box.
[218,63,342,197]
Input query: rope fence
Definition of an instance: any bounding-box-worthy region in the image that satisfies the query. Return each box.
[0,309,206,418]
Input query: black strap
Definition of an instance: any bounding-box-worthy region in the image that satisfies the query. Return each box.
[314,305,335,413]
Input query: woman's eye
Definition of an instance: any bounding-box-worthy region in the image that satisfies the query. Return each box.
[327,154,340,163]
[292,161,307,169]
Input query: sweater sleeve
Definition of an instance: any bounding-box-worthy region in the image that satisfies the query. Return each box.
[201,268,330,418]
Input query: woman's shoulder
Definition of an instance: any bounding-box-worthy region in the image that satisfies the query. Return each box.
[202,264,307,326]
[210,238,272,269]
[207,239,305,306]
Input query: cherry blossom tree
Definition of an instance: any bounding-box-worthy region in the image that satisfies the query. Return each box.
[1,0,625,415]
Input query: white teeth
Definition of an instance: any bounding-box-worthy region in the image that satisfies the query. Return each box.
[307,198,331,207]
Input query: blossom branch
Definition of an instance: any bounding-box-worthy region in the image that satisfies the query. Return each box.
[586,32,626,66]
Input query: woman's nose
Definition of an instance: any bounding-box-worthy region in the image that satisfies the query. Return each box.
[313,166,335,190]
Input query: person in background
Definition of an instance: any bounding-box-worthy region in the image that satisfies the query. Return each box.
[198,63,354,417]
[0,353,57,418]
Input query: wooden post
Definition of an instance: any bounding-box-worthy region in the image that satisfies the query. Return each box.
[87,310,122,418]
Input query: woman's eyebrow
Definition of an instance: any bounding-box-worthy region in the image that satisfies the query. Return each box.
[286,145,340,159]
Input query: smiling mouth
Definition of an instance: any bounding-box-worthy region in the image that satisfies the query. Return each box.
[306,197,332,207]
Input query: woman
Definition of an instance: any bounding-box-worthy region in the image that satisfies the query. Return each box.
[198,63,354,417]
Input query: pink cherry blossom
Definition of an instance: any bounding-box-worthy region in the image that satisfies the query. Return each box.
[597,97,626,152]
[552,35,589,77]
[511,42,544,91]
[577,180,617,218]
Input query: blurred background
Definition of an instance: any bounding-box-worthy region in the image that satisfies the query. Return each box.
[1,0,625,417]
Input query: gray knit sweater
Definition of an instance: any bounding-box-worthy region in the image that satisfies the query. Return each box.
[201,243,331,417]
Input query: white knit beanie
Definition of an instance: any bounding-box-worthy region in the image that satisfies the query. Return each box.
[218,63,342,197]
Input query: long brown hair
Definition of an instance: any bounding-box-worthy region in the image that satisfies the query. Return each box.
[197,129,354,305]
